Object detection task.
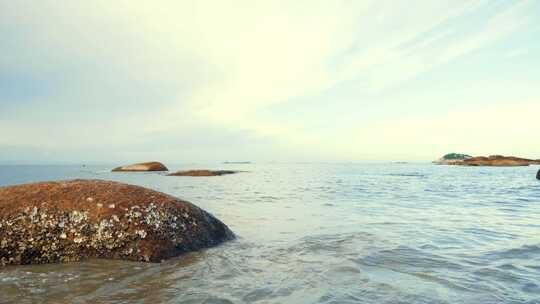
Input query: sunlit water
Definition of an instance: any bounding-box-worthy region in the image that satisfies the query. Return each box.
[1,163,539,304]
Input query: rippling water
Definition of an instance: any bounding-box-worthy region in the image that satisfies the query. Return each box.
[1,163,539,304]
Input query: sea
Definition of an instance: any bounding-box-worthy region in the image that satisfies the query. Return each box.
[0,163,539,304]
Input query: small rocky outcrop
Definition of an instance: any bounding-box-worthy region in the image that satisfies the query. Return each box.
[112,162,168,172]
[435,154,540,167]
[168,170,239,177]
[0,179,234,266]
[461,156,531,167]
[537,169,540,180]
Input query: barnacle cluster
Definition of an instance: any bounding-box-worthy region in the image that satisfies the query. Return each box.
[0,201,201,266]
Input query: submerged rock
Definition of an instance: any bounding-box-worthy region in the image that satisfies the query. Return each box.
[537,170,540,180]
[168,170,239,177]
[0,179,234,266]
[112,162,168,172]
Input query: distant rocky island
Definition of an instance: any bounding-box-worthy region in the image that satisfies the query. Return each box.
[168,170,239,177]
[435,153,540,167]
[110,162,242,177]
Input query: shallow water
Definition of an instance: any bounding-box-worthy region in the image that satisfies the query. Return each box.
[1,163,539,304]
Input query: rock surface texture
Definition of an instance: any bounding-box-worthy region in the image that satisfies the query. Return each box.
[0,180,234,266]
[436,154,540,167]
[112,162,168,172]
[168,170,239,177]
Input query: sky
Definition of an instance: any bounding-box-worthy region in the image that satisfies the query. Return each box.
[1,0,539,164]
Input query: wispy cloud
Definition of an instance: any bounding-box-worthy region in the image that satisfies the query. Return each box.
[1,0,539,162]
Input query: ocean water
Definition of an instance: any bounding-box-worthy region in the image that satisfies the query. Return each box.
[0,163,539,304]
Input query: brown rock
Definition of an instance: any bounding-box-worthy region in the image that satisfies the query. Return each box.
[460,156,530,167]
[0,180,234,266]
[112,161,168,172]
[168,170,239,177]
[437,155,540,167]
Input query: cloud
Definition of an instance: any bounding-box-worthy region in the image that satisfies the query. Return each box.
[312,99,540,161]
[506,48,529,58]
[334,0,536,92]
[1,0,538,162]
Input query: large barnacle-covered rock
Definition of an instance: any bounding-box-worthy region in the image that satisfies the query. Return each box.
[0,179,234,266]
